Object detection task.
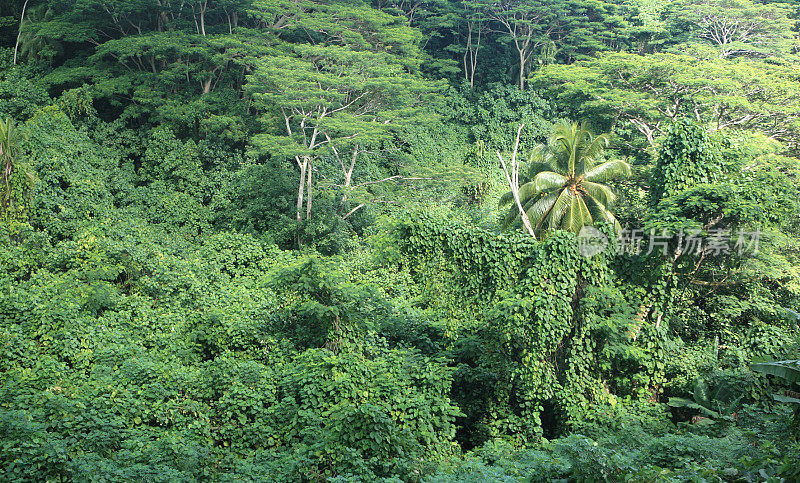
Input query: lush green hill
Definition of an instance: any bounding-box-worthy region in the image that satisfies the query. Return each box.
[1,0,799,480]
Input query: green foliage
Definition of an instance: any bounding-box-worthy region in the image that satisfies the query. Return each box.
[664,0,796,59]
[465,84,554,152]
[751,360,800,384]
[650,120,720,206]
[0,116,35,226]
[0,65,50,119]
[668,377,743,423]
[427,425,785,481]
[499,121,632,236]
[532,53,800,150]
[398,214,661,444]
[2,0,800,478]
[271,348,460,479]
[751,359,800,435]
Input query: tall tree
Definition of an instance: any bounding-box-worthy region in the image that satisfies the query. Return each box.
[246,3,437,244]
[532,53,800,149]
[499,121,631,237]
[467,0,553,89]
[664,0,796,59]
[545,0,631,62]
[649,119,720,206]
[248,44,434,223]
[461,7,485,88]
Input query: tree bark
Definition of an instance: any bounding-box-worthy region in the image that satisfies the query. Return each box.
[305,158,313,219]
[295,156,309,248]
[199,0,207,36]
[296,156,307,223]
[13,0,30,66]
[341,144,358,205]
[498,124,537,238]
[463,21,482,88]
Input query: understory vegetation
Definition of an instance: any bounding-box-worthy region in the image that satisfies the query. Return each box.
[0,0,799,480]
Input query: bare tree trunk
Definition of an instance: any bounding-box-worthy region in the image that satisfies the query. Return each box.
[470,26,482,88]
[295,156,309,248]
[629,119,657,148]
[199,0,207,36]
[463,21,482,88]
[158,6,169,32]
[13,0,30,66]
[497,124,536,238]
[463,22,473,85]
[296,156,307,223]
[341,144,358,205]
[342,203,365,220]
[305,158,313,219]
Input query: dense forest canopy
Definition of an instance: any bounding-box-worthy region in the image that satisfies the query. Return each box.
[0,0,799,480]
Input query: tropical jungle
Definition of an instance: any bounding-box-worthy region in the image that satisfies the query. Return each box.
[0,0,799,480]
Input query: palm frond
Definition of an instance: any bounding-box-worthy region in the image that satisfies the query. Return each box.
[498,190,515,208]
[544,189,573,232]
[526,161,554,178]
[525,189,561,229]
[583,159,632,182]
[585,196,621,232]
[526,144,548,165]
[522,171,566,196]
[527,144,561,176]
[501,121,625,237]
[581,132,611,169]
[562,195,593,233]
[582,181,617,207]
[500,203,520,229]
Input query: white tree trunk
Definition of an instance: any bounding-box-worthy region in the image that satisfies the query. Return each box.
[296,156,308,223]
[498,124,536,238]
[13,0,30,66]
[305,158,313,219]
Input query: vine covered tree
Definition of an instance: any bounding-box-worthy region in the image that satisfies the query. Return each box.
[649,119,720,206]
[0,118,19,211]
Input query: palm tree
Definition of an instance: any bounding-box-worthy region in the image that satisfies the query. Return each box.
[499,121,631,237]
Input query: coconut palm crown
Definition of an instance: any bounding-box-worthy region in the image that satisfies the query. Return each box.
[499,121,632,237]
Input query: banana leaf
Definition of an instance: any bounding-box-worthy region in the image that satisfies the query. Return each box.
[667,397,721,419]
[751,360,800,384]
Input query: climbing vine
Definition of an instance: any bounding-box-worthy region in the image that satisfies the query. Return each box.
[650,120,721,206]
[396,213,666,443]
